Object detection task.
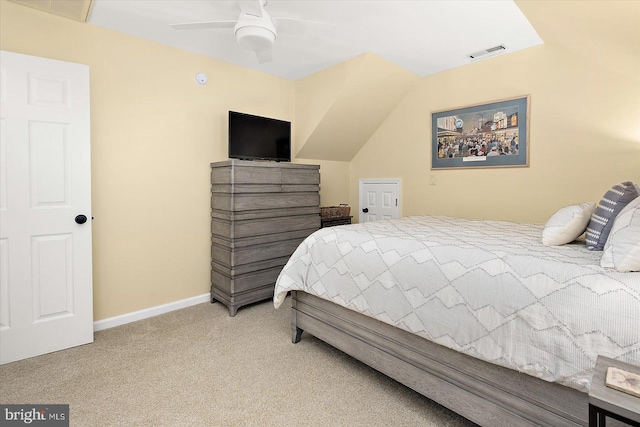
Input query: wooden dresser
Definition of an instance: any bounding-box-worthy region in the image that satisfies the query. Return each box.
[210,160,320,316]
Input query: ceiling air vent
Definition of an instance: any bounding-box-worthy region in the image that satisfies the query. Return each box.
[469,45,506,61]
[8,0,93,22]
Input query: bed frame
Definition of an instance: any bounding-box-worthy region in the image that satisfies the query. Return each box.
[291,290,592,427]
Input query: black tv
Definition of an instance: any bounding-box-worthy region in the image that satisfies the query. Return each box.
[228,111,291,162]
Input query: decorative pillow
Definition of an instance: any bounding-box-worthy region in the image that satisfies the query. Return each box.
[541,202,596,246]
[586,182,639,250]
[601,196,640,271]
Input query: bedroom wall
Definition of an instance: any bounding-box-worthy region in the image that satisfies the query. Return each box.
[349,0,640,224]
[0,2,349,320]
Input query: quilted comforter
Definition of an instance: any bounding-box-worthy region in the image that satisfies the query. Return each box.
[273,216,640,392]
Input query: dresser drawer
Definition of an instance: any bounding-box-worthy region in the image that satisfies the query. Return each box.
[211,162,319,186]
[211,164,282,185]
[212,228,316,249]
[212,237,305,267]
[281,167,320,185]
[212,192,320,212]
[211,266,283,294]
[211,206,320,221]
[212,215,320,239]
[212,255,291,276]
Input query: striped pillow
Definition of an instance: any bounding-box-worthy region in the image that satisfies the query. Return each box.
[586,182,639,250]
[601,196,640,271]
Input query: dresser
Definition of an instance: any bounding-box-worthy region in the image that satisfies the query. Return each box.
[210,160,320,316]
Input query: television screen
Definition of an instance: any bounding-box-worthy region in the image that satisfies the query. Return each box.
[228,111,291,162]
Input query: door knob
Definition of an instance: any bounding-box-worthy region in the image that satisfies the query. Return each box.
[75,214,88,224]
[362,208,369,213]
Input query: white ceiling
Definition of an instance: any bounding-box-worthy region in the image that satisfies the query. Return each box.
[87,0,543,80]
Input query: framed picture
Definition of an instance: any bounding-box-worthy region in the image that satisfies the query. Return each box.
[431,95,530,170]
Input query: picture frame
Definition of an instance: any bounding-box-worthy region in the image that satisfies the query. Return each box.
[431,95,530,170]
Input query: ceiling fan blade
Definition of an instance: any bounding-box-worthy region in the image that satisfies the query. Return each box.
[255,50,273,64]
[237,0,264,18]
[170,21,237,31]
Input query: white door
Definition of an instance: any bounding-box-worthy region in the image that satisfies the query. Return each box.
[0,51,93,364]
[359,179,401,223]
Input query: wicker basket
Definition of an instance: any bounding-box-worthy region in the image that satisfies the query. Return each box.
[320,204,351,218]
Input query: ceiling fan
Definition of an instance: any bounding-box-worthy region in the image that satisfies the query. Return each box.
[170,0,323,64]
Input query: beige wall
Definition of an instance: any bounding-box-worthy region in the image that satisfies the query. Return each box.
[349,0,640,224]
[0,2,348,320]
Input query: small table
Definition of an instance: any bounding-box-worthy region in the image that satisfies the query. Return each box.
[320,216,352,228]
[589,356,640,427]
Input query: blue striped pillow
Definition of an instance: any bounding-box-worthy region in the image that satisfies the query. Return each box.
[586,182,639,250]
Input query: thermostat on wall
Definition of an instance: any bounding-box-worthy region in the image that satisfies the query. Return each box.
[195,73,208,85]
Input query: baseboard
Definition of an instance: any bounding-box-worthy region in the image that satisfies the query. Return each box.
[93,293,211,332]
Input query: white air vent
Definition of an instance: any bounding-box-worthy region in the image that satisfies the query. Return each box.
[8,0,93,22]
[469,45,506,61]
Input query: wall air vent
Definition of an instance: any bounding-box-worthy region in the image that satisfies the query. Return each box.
[469,45,507,61]
[8,0,93,22]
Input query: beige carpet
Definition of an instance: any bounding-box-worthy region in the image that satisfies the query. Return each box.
[0,298,477,426]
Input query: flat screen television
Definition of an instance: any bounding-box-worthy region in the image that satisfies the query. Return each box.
[228,111,291,162]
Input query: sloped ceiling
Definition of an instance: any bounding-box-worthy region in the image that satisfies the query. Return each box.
[7,0,93,22]
[295,53,419,161]
[516,0,640,82]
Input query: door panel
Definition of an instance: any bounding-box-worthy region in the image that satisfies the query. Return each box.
[0,50,92,364]
[30,121,71,206]
[367,191,376,207]
[32,233,73,321]
[0,118,7,209]
[28,73,70,108]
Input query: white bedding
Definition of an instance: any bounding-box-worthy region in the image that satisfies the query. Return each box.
[274,216,640,392]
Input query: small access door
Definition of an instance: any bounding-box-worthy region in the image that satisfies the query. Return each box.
[359,179,401,223]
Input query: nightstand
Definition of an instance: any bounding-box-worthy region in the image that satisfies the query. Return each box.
[320,216,352,228]
[589,356,640,427]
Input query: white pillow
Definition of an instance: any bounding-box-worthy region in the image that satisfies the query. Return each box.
[541,202,596,246]
[601,196,640,272]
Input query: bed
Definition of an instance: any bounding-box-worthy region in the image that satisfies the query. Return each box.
[273,216,640,427]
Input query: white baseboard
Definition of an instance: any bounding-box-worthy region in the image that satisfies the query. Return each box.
[93,293,211,332]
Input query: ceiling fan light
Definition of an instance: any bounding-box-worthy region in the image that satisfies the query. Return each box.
[236,26,275,51]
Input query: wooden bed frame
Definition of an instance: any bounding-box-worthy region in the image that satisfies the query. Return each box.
[291,290,592,427]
